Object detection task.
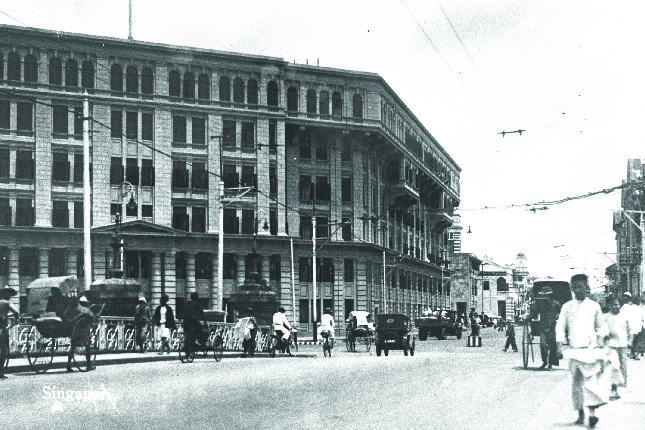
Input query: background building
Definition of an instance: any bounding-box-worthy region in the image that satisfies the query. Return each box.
[612,158,644,297]
[0,25,460,334]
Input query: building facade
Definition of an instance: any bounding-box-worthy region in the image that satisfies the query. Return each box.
[0,25,460,333]
[613,158,644,297]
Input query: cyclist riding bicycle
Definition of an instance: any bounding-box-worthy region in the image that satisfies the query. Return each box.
[319,307,335,348]
[183,292,206,357]
[272,306,292,352]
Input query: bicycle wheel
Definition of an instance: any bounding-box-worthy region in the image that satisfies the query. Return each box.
[522,322,531,369]
[268,336,277,357]
[213,335,224,362]
[72,319,97,372]
[26,324,54,373]
[178,332,194,363]
[288,337,297,357]
[364,333,372,352]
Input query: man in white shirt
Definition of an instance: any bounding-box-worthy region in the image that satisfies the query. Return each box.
[319,307,335,348]
[556,274,608,428]
[621,292,644,360]
[272,306,292,342]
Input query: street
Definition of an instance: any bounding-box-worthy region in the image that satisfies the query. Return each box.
[2,328,644,430]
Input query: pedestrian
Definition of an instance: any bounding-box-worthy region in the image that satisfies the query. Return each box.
[636,297,645,358]
[502,318,517,352]
[241,307,258,357]
[626,293,644,360]
[620,292,641,360]
[556,273,609,428]
[134,297,151,353]
[603,294,632,399]
[66,295,96,372]
[153,294,175,355]
[529,286,562,370]
[0,286,20,379]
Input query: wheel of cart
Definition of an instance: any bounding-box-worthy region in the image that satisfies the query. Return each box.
[24,276,103,374]
[521,279,572,370]
[522,319,535,369]
[353,327,373,352]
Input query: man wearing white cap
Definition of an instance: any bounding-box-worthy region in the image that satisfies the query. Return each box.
[134,297,151,353]
[621,292,641,360]
[0,286,20,379]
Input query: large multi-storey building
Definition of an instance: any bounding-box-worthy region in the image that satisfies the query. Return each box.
[0,25,460,333]
[613,158,644,296]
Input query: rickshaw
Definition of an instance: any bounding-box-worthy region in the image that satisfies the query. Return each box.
[345,310,374,352]
[24,276,103,373]
[521,279,571,369]
[178,309,225,363]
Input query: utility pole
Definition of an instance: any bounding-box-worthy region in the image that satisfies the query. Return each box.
[82,92,92,292]
[312,212,317,342]
[218,181,224,311]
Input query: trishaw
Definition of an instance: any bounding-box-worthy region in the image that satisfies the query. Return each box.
[521,279,571,369]
[178,309,226,363]
[345,310,374,352]
[24,276,103,373]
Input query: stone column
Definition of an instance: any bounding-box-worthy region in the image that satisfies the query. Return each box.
[38,248,49,278]
[8,248,19,306]
[150,252,162,305]
[186,252,196,296]
[236,254,245,286]
[210,253,219,310]
[66,249,77,275]
[260,255,270,282]
[164,250,177,309]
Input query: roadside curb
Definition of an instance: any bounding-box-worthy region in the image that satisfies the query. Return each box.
[5,349,317,374]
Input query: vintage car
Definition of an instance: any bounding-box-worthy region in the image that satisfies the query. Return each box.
[415,309,463,340]
[374,313,415,357]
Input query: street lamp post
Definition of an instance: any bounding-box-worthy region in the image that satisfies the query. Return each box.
[110,181,137,279]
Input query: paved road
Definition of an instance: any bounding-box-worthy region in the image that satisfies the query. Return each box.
[2,328,643,430]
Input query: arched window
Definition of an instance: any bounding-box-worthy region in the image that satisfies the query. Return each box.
[219,76,230,102]
[267,81,278,108]
[319,91,329,116]
[198,74,209,100]
[332,92,342,117]
[81,61,94,90]
[169,71,180,97]
[65,59,78,87]
[141,67,153,95]
[352,94,363,119]
[183,72,195,99]
[306,89,317,115]
[49,57,62,86]
[24,55,38,83]
[287,86,298,112]
[126,66,138,93]
[233,77,244,104]
[110,64,123,92]
[247,79,258,106]
[7,52,20,81]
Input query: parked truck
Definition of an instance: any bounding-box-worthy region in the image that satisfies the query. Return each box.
[415,309,463,340]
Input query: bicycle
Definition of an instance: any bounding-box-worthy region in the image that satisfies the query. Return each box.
[268,330,297,357]
[321,330,333,358]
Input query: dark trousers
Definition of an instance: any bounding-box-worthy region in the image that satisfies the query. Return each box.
[540,332,559,366]
[504,335,517,351]
[135,324,147,350]
[0,328,9,375]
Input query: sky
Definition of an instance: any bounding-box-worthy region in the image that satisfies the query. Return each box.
[2,0,644,290]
